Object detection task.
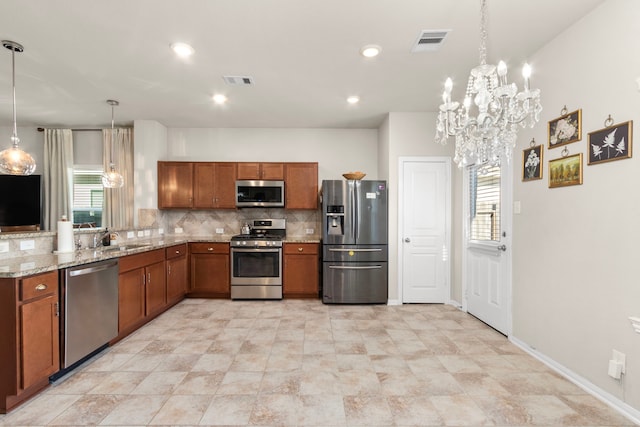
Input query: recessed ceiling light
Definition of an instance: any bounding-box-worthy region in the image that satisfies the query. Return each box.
[360,44,381,58]
[171,42,194,58]
[347,96,360,104]
[212,94,228,104]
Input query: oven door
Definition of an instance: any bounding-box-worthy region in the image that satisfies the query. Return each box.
[231,247,282,286]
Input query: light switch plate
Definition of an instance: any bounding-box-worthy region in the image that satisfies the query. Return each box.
[137,231,144,237]
[175,227,184,234]
[216,228,224,234]
[158,228,164,235]
[0,241,8,253]
[19,240,35,251]
[144,230,151,237]
[513,201,521,215]
[305,228,314,234]
[127,231,135,239]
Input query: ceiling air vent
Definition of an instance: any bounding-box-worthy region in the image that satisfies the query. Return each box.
[223,75,254,85]
[411,30,450,52]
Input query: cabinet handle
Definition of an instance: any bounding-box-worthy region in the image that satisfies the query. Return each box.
[298,247,303,252]
[175,250,180,254]
[147,273,151,284]
[35,283,47,291]
[207,247,214,251]
[54,302,60,317]
[168,265,171,275]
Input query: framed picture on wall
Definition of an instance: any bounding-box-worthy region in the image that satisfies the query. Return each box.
[587,120,633,165]
[548,109,582,149]
[522,144,543,181]
[549,153,582,188]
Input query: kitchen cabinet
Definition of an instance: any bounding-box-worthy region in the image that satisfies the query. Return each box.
[193,162,237,209]
[190,242,230,298]
[118,249,165,336]
[284,162,318,209]
[283,242,319,298]
[0,270,59,414]
[237,162,284,180]
[158,161,194,208]
[166,243,188,304]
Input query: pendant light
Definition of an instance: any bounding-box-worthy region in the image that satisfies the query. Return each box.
[0,40,36,175]
[101,99,124,188]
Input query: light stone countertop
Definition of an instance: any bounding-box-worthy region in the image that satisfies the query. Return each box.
[0,235,320,278]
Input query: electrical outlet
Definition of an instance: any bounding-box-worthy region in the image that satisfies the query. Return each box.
[305,228,314,234]
[613,349,626,374]
[137,231,144,237]
[216,228,224,234]
[0,241,8,253]
[19,240,35,251]
[127,231,135,239]
[158,228,164,235]
[175,227,184,234]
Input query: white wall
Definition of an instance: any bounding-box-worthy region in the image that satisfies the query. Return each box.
[514,0,640,412]
[133,120,168,225]
[383,112,462,303]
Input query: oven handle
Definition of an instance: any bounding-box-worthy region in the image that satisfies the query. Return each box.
[328,248,382,252]
[328,265,383,270]
[231,248,281,253]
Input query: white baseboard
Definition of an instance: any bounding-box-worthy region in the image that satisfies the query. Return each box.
[387,299,401,306]
[509,336,640,425]
[447,299,463,310]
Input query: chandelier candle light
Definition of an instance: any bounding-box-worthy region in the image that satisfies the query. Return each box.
[0,40,36,175]
[101,99,124,188]
[435,0,542,168]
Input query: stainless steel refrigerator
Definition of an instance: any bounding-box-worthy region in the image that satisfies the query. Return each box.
[321,180,388,303]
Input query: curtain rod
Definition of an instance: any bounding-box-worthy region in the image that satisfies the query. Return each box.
[37,127,103,132]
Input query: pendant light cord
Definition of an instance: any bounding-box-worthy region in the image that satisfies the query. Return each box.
[10,47,18,146]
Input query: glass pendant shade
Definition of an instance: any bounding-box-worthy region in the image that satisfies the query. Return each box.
[0,40,36,176]
[102,99,124,188]
[102,164,124,188]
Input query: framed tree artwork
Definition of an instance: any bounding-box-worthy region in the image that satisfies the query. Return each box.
[588,118,633,165]
[549,153,582,188]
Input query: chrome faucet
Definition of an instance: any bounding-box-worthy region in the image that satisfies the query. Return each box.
[92,229,111,248]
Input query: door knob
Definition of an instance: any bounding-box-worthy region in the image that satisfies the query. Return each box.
[404,237,411,243]
[497,244,507,251]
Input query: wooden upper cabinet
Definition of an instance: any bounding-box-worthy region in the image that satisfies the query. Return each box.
[285,162,318,210]
[194,162,237,209]
[237,162,284,180]
[158,162,194,209]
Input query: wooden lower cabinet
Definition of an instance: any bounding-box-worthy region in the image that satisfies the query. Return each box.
[189,242,230,298]
[144,261,166,317]
[0,270,60,414]
[166,244,188,304]
[283,243,319,298]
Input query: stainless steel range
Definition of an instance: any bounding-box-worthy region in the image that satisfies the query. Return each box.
[230,218,285,299]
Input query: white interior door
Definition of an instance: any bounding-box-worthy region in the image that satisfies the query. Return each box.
[400,158,450,303]
[464,162,512,335]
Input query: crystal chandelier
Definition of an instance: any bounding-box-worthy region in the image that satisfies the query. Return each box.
[101,99,124,188]
[435,0,542,168]
[0,40,36,175]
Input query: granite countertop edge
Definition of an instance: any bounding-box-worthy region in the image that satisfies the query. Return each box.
[0,235,321,278]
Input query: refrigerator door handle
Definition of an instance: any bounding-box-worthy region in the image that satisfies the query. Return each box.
[353,181,358,242]
[328,265,383,270]
[328,248,383,252]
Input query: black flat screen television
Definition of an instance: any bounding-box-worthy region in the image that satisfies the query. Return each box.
[0,175,42,229]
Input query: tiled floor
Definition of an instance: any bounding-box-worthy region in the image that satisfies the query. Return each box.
[0,299,635,426]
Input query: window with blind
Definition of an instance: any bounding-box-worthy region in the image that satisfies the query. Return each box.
[72,168,103,227]
[469,165,501,242]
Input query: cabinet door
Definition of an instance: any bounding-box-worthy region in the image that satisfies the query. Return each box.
[20,293,59,390]
[145,261,166,316]
[158,162,193,208]
[261,163,284,180]
[283,243,319,298]
[193,163,216,208]
[167,256,187,303]
[236,162,261,180]
[212,162,237,208]
[119,268,146,332]
[285,163,318,209]
[190,248,230,297]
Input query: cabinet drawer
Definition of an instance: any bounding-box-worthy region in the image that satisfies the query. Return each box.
[284,243,319,255]
[119,249,165,273]
[20,270,58,301]
[190,242,229,254]
[166,243,187,259]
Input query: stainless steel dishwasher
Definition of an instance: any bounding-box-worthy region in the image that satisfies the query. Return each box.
[61,259,119,370]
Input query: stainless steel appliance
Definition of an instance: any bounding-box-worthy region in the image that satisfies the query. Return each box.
[231,218,285,299]
[60,259,119,370]
[322,180,388,303]
[236,180,285,208]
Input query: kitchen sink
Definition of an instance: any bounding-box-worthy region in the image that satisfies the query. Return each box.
[99,243,152,252]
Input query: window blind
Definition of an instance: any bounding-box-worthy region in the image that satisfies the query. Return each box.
[469,165,501,242]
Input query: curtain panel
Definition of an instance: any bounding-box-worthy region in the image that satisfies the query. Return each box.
[102,128,134,228]
[43,129,74,231]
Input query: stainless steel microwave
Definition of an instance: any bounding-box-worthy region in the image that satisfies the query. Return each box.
[236,180,285,208]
